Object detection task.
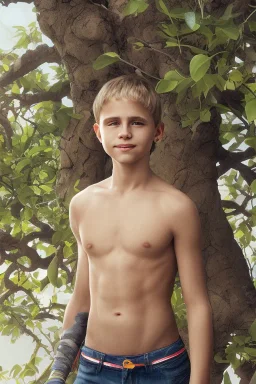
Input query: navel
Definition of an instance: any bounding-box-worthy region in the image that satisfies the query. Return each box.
[86,243,92,249]
[114,312,121,316]
[142,242,151,248]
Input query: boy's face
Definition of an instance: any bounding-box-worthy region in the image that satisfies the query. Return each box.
[93,98,164,160]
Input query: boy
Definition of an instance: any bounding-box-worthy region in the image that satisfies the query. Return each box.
[47,74,213,384]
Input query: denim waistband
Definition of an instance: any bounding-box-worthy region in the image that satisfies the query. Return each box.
[81,336,186,369]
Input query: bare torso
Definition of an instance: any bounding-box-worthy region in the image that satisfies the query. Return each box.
[79,174,181,355]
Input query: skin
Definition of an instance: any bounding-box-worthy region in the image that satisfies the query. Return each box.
[66,97,213,383]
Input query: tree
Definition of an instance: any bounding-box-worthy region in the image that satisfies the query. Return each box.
[0,1,255,383]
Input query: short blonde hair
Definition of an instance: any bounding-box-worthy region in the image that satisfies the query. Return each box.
[92,74,162,155]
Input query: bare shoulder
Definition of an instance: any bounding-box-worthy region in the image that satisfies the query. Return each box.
[69,184,96,220]
[160,181,198,218]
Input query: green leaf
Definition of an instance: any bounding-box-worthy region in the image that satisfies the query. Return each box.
[200,109,211,122]
[156,79,178,93]
[92,52,120,70]
[184,12,200,31]
[199,25,213,43]
[245,137,256,150]
[164,70,184,81]
[220,4,234,20]
[165,41,179,47]
[245,99,256,122]
[10,364,22,378]
[53,110,71,130]
[235,229,244,239]
[11,83,20,94]
[216,26,240,40]
[233,335,247,345]
[225,80,236,90]
[229,69,243,82]
[132,42,144,50]
[40,276,50,291]
[68,113,84,120]
[250,181,256,196]
[223,371,232,384]
[183,45,208,54]
[203,74,216,96]
[214,75,226,91]
[175,78,193,93]
[160,24,178,37]
[244,347,256,357]
[63,244,73,258]
[15,34,29,49]
[15,158,31,173]
[47,256,59,287]
[40,185,52,193]
[189,54,211,82]
[169,8,188,19]
[56,277,63,288]
[123,0,148,16]
[191,78,207,98]
[137,0,149,13]
[155,0,170,17]
[248,21,256,32]
[214,352,229,363]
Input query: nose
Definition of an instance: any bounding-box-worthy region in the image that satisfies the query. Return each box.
[118,124,132,138]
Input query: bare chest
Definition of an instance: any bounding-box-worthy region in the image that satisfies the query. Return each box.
[79,191,174,259]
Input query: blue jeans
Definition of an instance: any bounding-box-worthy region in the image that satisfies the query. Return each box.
[74,335,191,383]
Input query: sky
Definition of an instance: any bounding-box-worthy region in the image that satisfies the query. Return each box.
[0,2,253,383]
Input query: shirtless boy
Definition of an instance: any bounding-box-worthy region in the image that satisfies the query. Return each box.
[46,74,213,384]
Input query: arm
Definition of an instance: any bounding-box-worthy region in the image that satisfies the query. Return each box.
[171,194,214,384]
[46,193,91,383]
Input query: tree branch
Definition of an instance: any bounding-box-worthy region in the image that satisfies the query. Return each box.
[0,0,33,4]
[217,146,256,177]
[0,109,13,150]
[221,200,252,217]
[0,44,61,88]
[0,229,55,270]
[7,81,71,106]
[233,162,256,185]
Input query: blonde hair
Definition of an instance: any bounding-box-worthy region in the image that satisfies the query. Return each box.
[92,74,162,155]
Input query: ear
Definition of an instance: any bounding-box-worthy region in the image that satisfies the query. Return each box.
[93,123,102,142]
[154,122,164,141]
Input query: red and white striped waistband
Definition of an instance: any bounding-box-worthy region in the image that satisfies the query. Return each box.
[81,346,186,370]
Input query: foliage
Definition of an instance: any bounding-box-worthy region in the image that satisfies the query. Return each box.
[0,1,255,383]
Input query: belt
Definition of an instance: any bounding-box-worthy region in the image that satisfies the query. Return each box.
[81,346,186,370]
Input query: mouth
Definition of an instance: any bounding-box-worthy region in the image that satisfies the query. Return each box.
[115,146,136,151]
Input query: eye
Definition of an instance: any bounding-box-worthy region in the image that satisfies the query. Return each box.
[108,121,144,126]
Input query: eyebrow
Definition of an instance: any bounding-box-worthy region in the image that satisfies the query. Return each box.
[103,116,148,124]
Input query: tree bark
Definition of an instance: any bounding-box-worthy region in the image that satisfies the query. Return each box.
[34,0,256,382]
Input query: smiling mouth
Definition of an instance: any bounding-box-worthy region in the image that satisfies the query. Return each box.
[116,146,135,150]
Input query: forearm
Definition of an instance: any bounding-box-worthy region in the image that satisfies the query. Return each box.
[47,296,90,383]
[187,304,214,384]
[62,295,90,333]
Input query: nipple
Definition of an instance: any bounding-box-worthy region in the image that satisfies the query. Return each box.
[86,243,92,249]
[142,242,151,248]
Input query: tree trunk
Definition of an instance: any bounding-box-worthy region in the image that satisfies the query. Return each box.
[35,0,256,382]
